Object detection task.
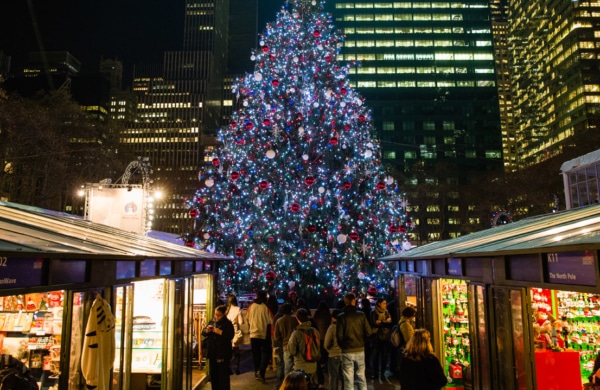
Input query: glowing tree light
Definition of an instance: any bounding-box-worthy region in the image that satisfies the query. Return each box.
[185,0,412,301]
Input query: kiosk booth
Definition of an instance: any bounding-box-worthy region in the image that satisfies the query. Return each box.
[381,203,600,390]
[0,201,230,390]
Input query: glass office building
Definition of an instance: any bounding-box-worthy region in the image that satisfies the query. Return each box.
[327,1,503,241]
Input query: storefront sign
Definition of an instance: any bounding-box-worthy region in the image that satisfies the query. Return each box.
[116,261,135,279]
[0,257,45,288]
[546,251,596,286]
[448,258,463,276]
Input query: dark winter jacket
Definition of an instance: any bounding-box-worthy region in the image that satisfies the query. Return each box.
[202,316,234,361]
[336,305,374,353]
[399,353,447,390]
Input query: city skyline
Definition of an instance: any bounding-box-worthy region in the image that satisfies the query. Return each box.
[0,0,281,77]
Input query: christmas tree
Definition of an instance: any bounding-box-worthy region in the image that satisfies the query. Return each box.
[185,0,412,301]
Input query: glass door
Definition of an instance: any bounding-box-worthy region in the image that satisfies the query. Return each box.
[491,287,533,390]
[113,284,133,390]
[467,283,491,390]
[163,278,187,390]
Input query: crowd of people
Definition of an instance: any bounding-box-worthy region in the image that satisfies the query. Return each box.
[201,289,448,390]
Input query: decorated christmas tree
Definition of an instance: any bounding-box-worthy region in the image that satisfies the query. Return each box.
[185,0,412,301]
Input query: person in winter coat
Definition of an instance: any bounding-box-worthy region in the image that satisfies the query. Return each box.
[399,329,447,390]
[226,294,244,375]
[312,300,331,387]
[336,292,375,390]
[202,305,235,390]
[324,309,343,390]
[273,303,298,387]
[370,297,392,380]
[247,290,274,383]
[288,308,320,384]
[396,306,417,376]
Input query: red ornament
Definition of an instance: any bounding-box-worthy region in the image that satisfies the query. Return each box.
[389,225,398,233]
[262,46,269,52]
[344,124,351,131]
[185,240,194,247]
[307,225,317,233]
[340,88,347,95]
[245,122,254,130]
[290,203,301,212]
[343,182,352,190]
[376,182,386,190]
[263,118,271,126]
[313,30,321,37]
[272,79,280,87]
[259,180,269,189]
[189,209,199,218]
[230,171,240,180]
[234,248,244,257]
[305,176,315,185]
[230,121,237,129]
[325,55,333,62]
[226,279,232,286]
[212,158,220,166]
[399,225,407,233]
[349,232,359,241]
[269,236,275,243]
[266,271,276,281]
[329,137,338,146]
[359,115,366,122]
[368,286,377,296]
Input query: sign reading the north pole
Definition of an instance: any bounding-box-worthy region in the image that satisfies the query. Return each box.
[546,251,596,286]
[0,257,45,288]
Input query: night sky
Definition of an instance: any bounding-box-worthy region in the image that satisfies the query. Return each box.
[0,0,282,75]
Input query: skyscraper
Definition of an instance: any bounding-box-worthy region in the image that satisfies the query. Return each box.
[508,0,600,168]
[120,0,230,233]
[326,1,503,241]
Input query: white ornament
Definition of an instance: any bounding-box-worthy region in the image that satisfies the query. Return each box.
[253,198,262,207]
[364,149,373,158]
[203,233,210,240]
[254,73,263,81]
[367,142,374,149]
[294,57,299,63]
[402,240,413,251]
[318,45,323,50]
[302,154,309,161]
[358,272,365,280]
[313,102,319,108]
[266,149,276,159]
[318,186,325,194]
[385,176,394,185]
[390,279,396,288]
[246,259,253,266]
[250,55,256,61]
[205,179,214,187]
[288,280,296,288]
[243,100,248,106]
[259,40,265,46]
[340,101,346,107]
[312,0,317,5]
[337,234,347,244]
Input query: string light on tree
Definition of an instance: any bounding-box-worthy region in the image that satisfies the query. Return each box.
[184,0,412,299]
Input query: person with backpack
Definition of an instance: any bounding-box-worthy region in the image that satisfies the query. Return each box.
[288,308,321,385]
[395,306,417,378]
[324,309,343,390]
[0,353,38,390]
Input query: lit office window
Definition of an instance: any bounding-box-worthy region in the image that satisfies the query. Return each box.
[394,2,412,8]
[377,40,396,47]
[455,53,473,60]
[394,14,413,20]
[475,68,494,73]
[378,81,397,87]
[456,67,468,73]
[344,28,356,34]
[405,151,417,158]
[336,3,355,8]
[345,41,356,47]
[396,40,414,47]
[451,14,463,20]
[432,2,451,7]
[457,81,475,86]
[437,67,454,74]
[378,67,396,74]
[443,121,455,130]
[435,53,454,60]
[358,67,377,74]
[356,3,374,8]
[357,54,376,60]
[433,14,451,20]
[416,40,433,46]
[398,81,416,87]
[477,80,496,87]
[358,81,377,87]
[416,54,435,60]
[414,14,432,20]
[381,53,395,60]
[356,14,374,20]
[384,150,397,159]
[397,54,415,60]
[375,3,394,8]
[423,121,436,130]
[375,14,394,20]
[396,27,414,33]
[434,27,452,33]
[435,40,453,46]
[474,53,493,60]
[438,81,456,87]
[415,27,433,33]
[418,81,436,87]
[485,151,501,158]
[357,40,376,47]
[376,27,394,33]
[356,27,374,34]
[383,121,395,131]
[476,40,492,47]
[343,15,356,21]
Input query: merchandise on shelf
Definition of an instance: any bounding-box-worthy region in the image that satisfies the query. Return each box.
[441,279,471,389]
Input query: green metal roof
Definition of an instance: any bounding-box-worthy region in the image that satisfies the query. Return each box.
[380,204,600,261]
[0,201,230,261]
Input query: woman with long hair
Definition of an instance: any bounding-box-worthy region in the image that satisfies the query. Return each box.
[226,294,244,375]
[279,370,309,390]
[399,329,447,390]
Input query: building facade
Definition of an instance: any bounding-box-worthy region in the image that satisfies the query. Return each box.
[509,0,600,168]
[326,1,503,242]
